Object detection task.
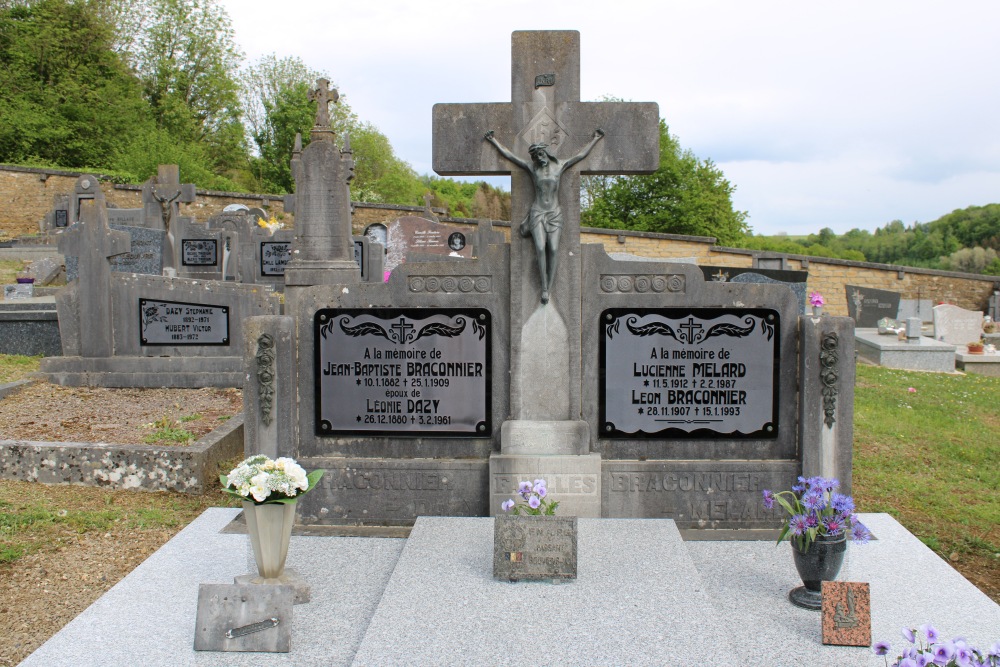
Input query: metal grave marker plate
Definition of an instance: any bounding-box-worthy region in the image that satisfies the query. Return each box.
[139,298,230,346]
[315,308,491,437]
[260,241,291,276]
[353,239,364,274]
[821,581,871,647]
[493,515,577,581]
[193,583,292,653]
[54,209,68,228]
[181,239,218,266]
[600,308,779,439]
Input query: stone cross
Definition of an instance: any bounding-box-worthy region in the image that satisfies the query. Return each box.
[144,165,196,273]
[433,30,659,421]
[309,78,339,130]
[58,191,131,358]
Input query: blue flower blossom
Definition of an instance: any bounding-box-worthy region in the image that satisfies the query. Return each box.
[790,514,808,536]
[831,493,854,513]
[762,490,775,509]
[874,640,891,656]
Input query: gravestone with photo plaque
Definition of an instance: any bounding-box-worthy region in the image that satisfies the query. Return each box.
[846,285,901,327]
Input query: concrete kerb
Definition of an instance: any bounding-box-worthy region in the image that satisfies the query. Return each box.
[0,400,244,493]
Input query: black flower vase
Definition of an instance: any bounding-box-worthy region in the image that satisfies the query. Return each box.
[789,532,846,610]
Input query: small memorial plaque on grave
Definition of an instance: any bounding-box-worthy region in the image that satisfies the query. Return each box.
[353,239,365,274]
[4,284,33,300]
[193,583,292,652]
[54,209,68,228]
[260,241,291,276]
[821,581,871,647]
[493,515,577,581]
[314,308,491,436]
[139,298,230,345]
[600,308,780,439]
[181,239,218,266]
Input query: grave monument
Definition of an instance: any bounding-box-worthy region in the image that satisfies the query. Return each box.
[242,31,855,533]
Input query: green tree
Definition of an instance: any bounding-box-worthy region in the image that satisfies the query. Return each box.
[243,54,330,192]
[129,0,245,176]
[0,0,152,170]
[582,119,748,245]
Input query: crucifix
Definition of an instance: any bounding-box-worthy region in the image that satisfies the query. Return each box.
[433,30,659,422]
[145,165,196,273]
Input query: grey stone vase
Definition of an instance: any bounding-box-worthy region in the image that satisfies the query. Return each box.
[789,532,847,610]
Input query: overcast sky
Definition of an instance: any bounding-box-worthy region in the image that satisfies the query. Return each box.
[219,0,1000,237]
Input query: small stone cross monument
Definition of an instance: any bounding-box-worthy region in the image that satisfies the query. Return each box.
[57,190,131,358]
[144,165,196,273]
[434,31,660,515]
[284,79,359,293]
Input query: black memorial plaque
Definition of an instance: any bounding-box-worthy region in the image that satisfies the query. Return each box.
[600,308,779,439]
[181,239,218,266]
[260,241,291,276]
[314,308,491,437]
[353,240,364,273]
[139,298,230,346]
[54,210,69,228]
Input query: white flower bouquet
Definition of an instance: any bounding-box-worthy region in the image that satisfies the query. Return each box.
[220,455,323,504]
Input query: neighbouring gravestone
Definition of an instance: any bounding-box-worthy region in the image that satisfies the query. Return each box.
[241,32,855,535]
[897,298,933,322]
[65,224,165,280]
[41,186,280,387]
[990,288,1000,320]
[846,284,901,327]
[702,266,809,315]
[932,303,984,345]
[492,515,577,581]
[24,257,62,285]
[383,216,474,272]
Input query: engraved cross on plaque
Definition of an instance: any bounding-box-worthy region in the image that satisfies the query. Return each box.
[433,30,659,420]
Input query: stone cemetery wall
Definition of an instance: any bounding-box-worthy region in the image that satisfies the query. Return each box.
[4,164,996,314]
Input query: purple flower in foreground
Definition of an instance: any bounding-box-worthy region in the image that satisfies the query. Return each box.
[902,626,916,643]
[802,490,825,511]
[822,515,845,535]
[920,624,940,643]
[874,640,892,655]
[850,520,871,544]
[914,653,931,667]
[805,512,820,528]
[932,641,956,664]
[989,641,1000,657]
[762,490,775,509]
[790,514,808,536]
[955,644,975,667]
[518,480,532,494]
[528,495,541,509]
[899,658,918,667]
[501,499,515,512]
[533,481,546,495]
[536,485,547,498]
[831,493,855,513]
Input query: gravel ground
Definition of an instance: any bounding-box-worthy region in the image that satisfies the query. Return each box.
[0,383,243,444]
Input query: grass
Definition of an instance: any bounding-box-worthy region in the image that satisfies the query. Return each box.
[0,354,41,384]
[853,365,1000,582]
[0,259,26,284]
[0,458,242,566]
[142,415,195,445]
